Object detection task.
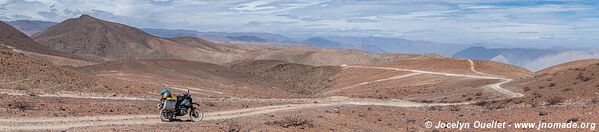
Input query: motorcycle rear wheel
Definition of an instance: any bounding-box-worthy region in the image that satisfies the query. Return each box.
[189,108,203,122]
[160,109,173,122]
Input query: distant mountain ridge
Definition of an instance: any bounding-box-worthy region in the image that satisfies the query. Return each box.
[453,47,557,61]
[304,37,345,49]
[452,46,599,71]
[302,36,471,56]
[141,28,297,44]
[453,46,557,70]
[6,20,57,36]
[0,20,66,57]
[10,17,598,71]
[141,28,477,55]
[523,50,599,71]
[30,15,430,66]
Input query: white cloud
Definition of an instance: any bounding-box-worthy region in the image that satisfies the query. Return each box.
[0,0,598,48]
[232,0,277,12]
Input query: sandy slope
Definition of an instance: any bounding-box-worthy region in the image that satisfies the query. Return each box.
[0,59,523,130]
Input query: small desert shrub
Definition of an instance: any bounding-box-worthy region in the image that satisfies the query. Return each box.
[576,74,592,82]
[465,97,473,101]
[522,86,530,92]
[532,92,542,98]
[530,102,539,108]
[220,120,242,132]
[474,92,483,96]
[591,98,599,104]
[485,104,504,110]
[567,117,579,123]
[473,101,489,107]
[546,97,564,106]
[549,83,556,87]
[513,99,524,104]
[426,106,441,111]
[204,101,216,107]
[562,88,572,91]
[449,106,461,111]
[503,98,513,103]
[8,101,33,111]
[419,100,434,103]
[267,116,314,128]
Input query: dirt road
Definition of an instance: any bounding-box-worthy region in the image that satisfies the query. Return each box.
[0,97,470,130]
[0,59,522,130]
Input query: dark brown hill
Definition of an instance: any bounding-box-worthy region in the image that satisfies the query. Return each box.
[0,21,61,56]
[33,15,177,61]
[31,15,253,64]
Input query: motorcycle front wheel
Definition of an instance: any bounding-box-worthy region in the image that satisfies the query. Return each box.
[189,108,203,122]
[160,109,173,122]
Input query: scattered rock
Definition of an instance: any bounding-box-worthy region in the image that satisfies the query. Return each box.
[405,119,416,124]
[567,117,579,123]
[325,107,340,114]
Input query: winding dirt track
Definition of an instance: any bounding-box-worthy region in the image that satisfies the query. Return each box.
[0,59,522,130]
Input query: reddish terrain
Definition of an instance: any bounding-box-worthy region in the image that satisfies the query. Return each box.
[0,14,597,131]
[508,59,599,105]
[32,15,434,66]
[0,21,60,56]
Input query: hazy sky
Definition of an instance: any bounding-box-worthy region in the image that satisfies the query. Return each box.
[1,0,598,47]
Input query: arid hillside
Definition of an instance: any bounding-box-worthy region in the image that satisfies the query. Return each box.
[169,36,249,53]
[32,15,437,66]
[227,59,341,95]
[32,15,179,61]
[247,47,438,66]
[365,58,532,78]
[5,14,595,132]
[319,58,533,102]
[76,59,300,98]
[1,21,94,67]
[509,59,599,104]
[0,21,65,57]
[0,50,157,96]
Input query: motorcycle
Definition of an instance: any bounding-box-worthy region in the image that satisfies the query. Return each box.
[158,90,203,122]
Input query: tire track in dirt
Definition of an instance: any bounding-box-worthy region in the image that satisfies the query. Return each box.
[0,62,523,130]
[0,89,157,101]
[323,72,423,95]
[343,60,522,98]
[0,97,472,131]
[467,59,495,77]
[467,59,523,98]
